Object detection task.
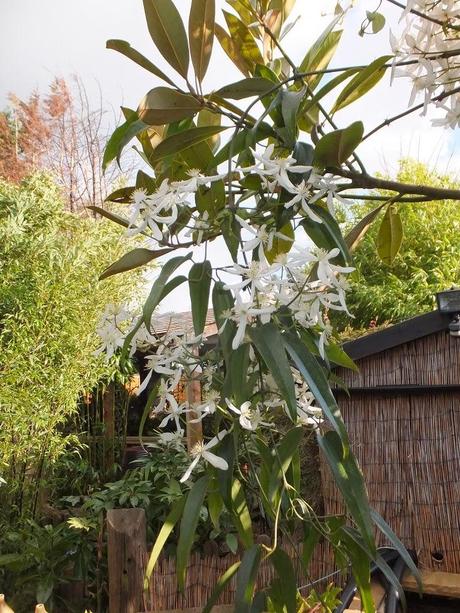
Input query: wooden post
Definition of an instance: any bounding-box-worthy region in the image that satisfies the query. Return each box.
[107,508,147,613]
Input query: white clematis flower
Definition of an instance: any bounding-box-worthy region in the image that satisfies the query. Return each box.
[226,399,270,430]
[180,430,229,483]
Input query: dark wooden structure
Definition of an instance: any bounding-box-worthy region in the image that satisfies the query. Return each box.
[322,309,460,574]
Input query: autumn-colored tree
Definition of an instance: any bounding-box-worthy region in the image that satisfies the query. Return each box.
[0,77,126,211]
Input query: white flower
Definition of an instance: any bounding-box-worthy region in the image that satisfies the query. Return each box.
[157,429,185,450]
[180,430,229,483]
[185,211,210,246]
[231,293,276,349]
[242,144,312,188]
[189,389,220,423]
[283,180,323,222]
[157,401,190,431]
[173,168,226,193]
[226,399,270,430]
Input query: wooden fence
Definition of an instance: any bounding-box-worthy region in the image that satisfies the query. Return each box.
[107,509,339,613]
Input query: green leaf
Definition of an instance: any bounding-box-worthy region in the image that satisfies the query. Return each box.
[345,202,386,251]
[268,427,303,503]
[139,381,160,442]
[212,122,272,167]
[265,222,294,264]
[278,87,305,148]
[87,206,133,231]
[299,18,343,90]
[189,0,215,83]
[198,108,222,151]
[301,67,359,119]
[368,11,386,33]
[235,545,262,612]
[150,125,227,162]
[138,87,202,125]
[338,528,374,613]
[269,548,297,613]
[212,281,236,367]
[215,23,251,76]
[376,205,403,265]
[332,55,391,113]
[142,0,189,78]
[301,524,321,572]
[249,323,297,420]
[143,254,192,328]
[370,509,422,594]
[313,121,364,169]
[215,77,275,100]
[318,431,375,555]
[208,476,224,530]
[202,561,241,613]
[99,247,171,280]
[223,11,263,71]
[196,181,225,216]
[283,332,349,446]
[105,186,135,203]
[177,475,209,590]
[301,204,352,266]
[326,342,358,371]
[103,115,147,170]
[144,496,185,589]
[226,533,239,554]
[188,260,212,337]
[231,478,254,548]
[106,39,175,86]
[216,430,236,507]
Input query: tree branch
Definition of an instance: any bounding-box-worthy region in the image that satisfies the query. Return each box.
[384,0,460,31]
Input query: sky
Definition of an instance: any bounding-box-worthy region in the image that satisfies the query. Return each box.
[1,0,459,311]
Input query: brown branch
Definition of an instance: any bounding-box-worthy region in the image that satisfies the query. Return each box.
[384,0,460,31]
[335,168,460,200]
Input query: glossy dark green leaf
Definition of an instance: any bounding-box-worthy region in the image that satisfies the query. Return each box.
[103,115,147,170]
[105,186,135,203]
[150,125,227,162]
[338,527,374,613]
[99,247,171,280]
[318,431,375,555]
[376,205,403,265]
[143,253,192,328]
[144,496,185,588]
[278,87,305,148]
[212,281,236,368]
[138,87,202,125]
[301,67,359,118]
[283,332,349,446]
[235,545,262,612]
[268,427,303,503]
[301,524,321,572]
[188,261,212,337]
[87,206,132,231]
[313,121,364,169]
[196,181,225,216]
[177,475,209,590]
[215,77,275,100]
[106,39,175,86]
[269,547,297,613]
[248,323,297,420]
[189,0,215,83]
[301,204,352,265]
[326,342,358,372]
[332,55,391,113]
[207,476,224,530]
[142,0,189,78]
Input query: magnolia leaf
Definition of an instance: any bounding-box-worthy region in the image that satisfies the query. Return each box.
[143,253,192,328]
[332,55,391,113]
[215,77,275,100]
[318,431,375,555]
[138,87,202,125]
[279,87,305,148]
[301,204,352,265]
[188,260,212,337]
[106,39,175,86]
[212,281,236,368]
[345,202,386,251]
[302,67,359,117]
[248,323,297,420]
[215,24,250,76]
[223,11,263,71]
[299,16,343,90]
[283,332,349,447]
[198,108,222,151]
[103,115,147,170]
[142,0,189,78]
[150,125,227,162]
[196,181,225,216]
[99,247,171,280]
[313,121,364,168]
[177,476,209,590]
[189,0,215,83]
[231,478,254,548]
[235,545,262,612]
[376,205,403,265]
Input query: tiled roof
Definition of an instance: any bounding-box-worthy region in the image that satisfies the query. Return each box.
[152,308,216,336]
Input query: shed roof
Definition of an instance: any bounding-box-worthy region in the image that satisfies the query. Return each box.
[342,309,452,361]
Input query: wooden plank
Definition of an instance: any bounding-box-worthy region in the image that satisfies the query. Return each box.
[402,569,460,598]
[107,508,147,613]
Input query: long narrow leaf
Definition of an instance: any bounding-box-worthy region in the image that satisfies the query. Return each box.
[188,261,212,337]
[189,0,215,83]
[235,545,262,612]
[202,561,241,613]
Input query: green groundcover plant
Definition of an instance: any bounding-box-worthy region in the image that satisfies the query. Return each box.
[93,0,460,610]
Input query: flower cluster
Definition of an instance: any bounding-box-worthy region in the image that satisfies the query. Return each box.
[97,145,355,481]
[392,0,460,127]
